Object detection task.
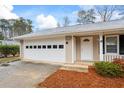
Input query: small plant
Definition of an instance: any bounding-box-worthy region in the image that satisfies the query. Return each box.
[94,62,124,77]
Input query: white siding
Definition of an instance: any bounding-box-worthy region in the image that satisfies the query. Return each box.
[23,37,65,63]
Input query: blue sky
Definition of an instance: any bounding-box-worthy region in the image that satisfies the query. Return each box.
[13,5,81,29]
[0,5,123,30]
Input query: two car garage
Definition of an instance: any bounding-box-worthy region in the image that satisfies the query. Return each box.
[23,37,66,63]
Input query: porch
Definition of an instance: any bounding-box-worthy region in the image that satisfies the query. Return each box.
[65,32,124,63]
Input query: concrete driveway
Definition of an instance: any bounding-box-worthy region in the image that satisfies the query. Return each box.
[0,61,60,88]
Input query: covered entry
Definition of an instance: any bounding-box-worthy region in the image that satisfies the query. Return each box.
[73,35,99,63]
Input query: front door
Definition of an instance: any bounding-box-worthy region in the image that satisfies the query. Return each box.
[81,37,93,61]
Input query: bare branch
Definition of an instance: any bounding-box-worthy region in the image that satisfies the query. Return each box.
[95,5,117,22]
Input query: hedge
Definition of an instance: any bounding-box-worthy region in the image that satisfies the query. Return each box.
[94,62,124,77]
[0,45,19,57]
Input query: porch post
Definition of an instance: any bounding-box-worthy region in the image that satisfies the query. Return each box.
[72,35,74,63]
[99,34,104,61]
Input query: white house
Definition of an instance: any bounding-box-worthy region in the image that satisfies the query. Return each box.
[0,39,19,45]
[14,19,124,65]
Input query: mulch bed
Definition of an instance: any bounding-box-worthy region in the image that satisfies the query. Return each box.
[38,67,124,88]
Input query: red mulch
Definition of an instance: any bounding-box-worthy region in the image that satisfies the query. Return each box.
[38,67,124,88]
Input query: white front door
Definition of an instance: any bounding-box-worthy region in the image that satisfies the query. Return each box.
[81,37,93,61]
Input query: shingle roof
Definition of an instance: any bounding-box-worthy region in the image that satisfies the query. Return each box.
[14,19,124,40]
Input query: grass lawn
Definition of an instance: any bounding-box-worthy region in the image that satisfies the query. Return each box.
[0,57,20,63]
[38,67,124,88]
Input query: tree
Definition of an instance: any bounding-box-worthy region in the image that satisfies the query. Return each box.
[13,17,33,36]
[8,19,16,38]
[95,5,117,22]
[86,9,96,23]
[0,19,10,40]
[0,17,33,38]
[77,9,96,24]
[26,19,33,33]
[63,16,70,27]
[0,33,4,40]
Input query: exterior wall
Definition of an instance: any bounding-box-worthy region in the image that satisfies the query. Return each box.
[65,36,73,63]
[66,34,124,63]
[23,37,65,63]
[75,35,99,62]
[93,35,99,61]
[65,36,99,63]
[20,40,24,58]
[76,37,81,61]
[22,34,124,63]
[73,37,76,61]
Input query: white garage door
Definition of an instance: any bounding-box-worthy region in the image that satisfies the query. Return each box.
[23,37,65,63]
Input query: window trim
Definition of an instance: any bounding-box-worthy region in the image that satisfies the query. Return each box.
[59,45,64,49]
[38,45,41,49]
[105,35,119,55]
[53,45,57,49]
[42,45,46,49]
[26,46,29,49]
[30,45,32,49]
[47,45,51,49]
[33,45,37,49]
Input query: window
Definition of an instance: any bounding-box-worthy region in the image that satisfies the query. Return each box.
[105,36,118,54]
[59,45,64,49]
[47,45,51,49]
[30,46,32,49]
[53,45,57,49]
[38,45,41,49]
[42,45,46,49]
[34,45,37,49]
[26,46,29,49]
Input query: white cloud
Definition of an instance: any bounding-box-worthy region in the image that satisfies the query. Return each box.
[36,14,57,29]
[111,11,123,20]
[0,0,19,19]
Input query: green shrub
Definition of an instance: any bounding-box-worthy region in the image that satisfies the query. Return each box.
[0,45,19,57]
[94,62,124,77]
[0,45,11,57]
[9,45,20,56]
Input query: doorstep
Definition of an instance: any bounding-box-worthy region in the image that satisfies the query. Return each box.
[76,60,94,66]
[60,63,88,72]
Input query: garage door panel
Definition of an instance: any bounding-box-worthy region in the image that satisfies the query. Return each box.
[23,37,65,63]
